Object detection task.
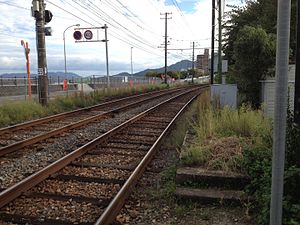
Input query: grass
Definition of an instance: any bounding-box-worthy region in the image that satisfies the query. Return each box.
[180,92,273,172]
[0,83,172,127]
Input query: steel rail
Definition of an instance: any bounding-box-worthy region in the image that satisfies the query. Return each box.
[0,87,186,157]
[94,87,203,225]
[0,86,204,209]
[0,87,182,136]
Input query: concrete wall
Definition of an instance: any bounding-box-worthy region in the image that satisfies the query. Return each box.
[211,84,238,109]
[260,64,295,118]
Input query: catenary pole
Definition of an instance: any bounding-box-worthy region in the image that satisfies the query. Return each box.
[192,41,195,83]
[160,12,171,84]
[103,24,110,89]
[210,0,215,84]
[34,0,48,105]
[218,0,223,83]
[295,0,300,124]
[270,0,291,225]
[164,12,168,84]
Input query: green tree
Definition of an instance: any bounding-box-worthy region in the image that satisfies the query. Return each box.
[224,0,296,63]
[167,71,181,79]
[145,71,159,78]
[233,26,276,106]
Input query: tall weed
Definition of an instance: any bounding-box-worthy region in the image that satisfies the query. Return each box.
[0,100,46,126]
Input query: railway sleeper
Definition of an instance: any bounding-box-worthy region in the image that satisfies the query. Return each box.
[88,148,145,157]
[23,192,112,207]
[107,138,155,145]
[52,174,126,185]
[70,161,137,171]
[91,146,149,153]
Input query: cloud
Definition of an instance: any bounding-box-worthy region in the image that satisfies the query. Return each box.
[0,0,244,76]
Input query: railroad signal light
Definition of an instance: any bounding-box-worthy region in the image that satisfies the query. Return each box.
[73,31,83,41]
[45,10,53,23]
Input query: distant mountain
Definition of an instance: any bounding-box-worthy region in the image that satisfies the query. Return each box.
[0,72,81,79]
[115,60,192,77]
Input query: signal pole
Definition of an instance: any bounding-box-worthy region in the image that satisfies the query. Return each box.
[33,0,49,105]
[161,12,172,84]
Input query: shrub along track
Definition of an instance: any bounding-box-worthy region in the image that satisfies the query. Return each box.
[0,85,208,225]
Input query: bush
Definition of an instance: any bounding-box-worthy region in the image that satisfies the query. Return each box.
[0,100,46,126]
[182,96,272,172]
[243,110,300,225]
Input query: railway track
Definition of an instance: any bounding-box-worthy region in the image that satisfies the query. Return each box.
[0,85,208,225]
[0,87,185,157]
[0,86,198,190]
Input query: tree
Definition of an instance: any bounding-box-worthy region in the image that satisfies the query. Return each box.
[145,71,159,78]
[224,0,296,64]
[233,26,276,106]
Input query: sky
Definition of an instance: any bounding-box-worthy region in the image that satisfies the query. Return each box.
[0,0,245,76]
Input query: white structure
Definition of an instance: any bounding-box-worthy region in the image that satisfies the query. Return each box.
[260,65,295,118]
[211,84,237,109]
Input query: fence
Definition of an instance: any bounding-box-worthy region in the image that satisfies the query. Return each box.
[88,75,160,89]
[0,75,162,100]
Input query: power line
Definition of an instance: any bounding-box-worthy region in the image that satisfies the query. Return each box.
[170,0,195,38]
[0,1,30,10]
[45,0,163,57]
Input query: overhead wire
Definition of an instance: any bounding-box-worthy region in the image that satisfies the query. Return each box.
[45,0,163,58]
[72,0,161,57]
[82,0,159,49]
[102,0,162,40]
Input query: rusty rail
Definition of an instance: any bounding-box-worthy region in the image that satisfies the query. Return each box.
[95,87,203,225]
[0,87,186,157]
[0,86,182,135]
[0,86,204,209]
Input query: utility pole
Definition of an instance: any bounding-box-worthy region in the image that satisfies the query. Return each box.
[192,41,195,83]
[211,0,215,85]
[218,0,223,83]
[270,0,291,225]
[161,12,172,84]
[295,0,300,124]
[33,0,49,105]
[103,24,110,89]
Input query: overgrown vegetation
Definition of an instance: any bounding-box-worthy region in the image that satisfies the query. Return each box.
[0,84,167,127]
[180,93,300,224]
[243,109,300,225]
[181,92,272,172]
